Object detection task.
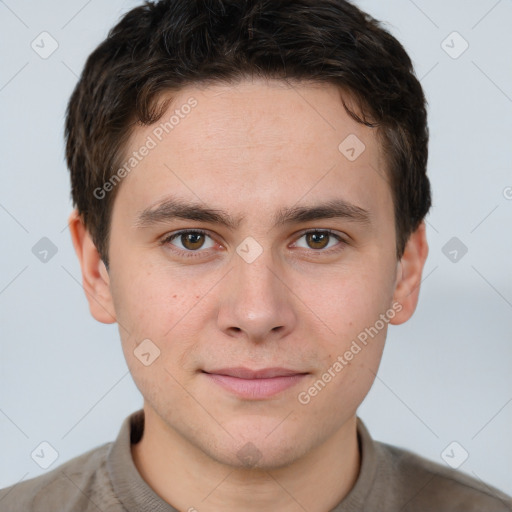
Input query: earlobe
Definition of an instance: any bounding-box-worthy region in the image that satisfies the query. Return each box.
[68,209,117,324]
[389,221,429,325]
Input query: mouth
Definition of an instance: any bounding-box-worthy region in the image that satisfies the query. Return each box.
[201,367,309,399]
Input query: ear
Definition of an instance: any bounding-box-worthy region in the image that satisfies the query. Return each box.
[389,221,429,325]
[68,209,117,324]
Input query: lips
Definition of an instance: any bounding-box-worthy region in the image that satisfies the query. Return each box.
[203,367,305,379]
[202,367,308,399]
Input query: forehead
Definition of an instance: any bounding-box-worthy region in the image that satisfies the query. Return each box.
[114,78,392,228]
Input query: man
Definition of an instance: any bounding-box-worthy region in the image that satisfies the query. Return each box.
[1,0,510,510]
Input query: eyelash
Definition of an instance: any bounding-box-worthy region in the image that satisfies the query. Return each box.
[160,228,347,259]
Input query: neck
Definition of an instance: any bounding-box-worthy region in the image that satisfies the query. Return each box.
[131,406,361,512]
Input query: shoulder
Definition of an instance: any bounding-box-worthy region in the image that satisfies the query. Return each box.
[0,441,121,512]
[375,440,512,511]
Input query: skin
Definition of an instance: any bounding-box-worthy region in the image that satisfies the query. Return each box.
[69,78,428,512]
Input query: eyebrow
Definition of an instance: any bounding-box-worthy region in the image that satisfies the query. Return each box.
[134,196,372,230]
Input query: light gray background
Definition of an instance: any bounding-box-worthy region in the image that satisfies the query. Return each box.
[1,0,511,498]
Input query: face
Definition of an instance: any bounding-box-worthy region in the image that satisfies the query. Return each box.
[90,78,414,469]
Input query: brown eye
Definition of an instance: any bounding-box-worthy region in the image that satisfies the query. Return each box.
[305,232,330,250]
[180,232,205,250]
[293,230,345,253]
[163,230,215,253]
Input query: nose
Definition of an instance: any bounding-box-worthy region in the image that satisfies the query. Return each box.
[216,247,298,343]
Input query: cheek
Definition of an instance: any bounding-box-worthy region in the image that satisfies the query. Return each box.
[304,259,395,399]
[109,257,194,331]
[300,308,389,422]
[111,268,204,402]
[109,261,218,374]
[308,261,395,338]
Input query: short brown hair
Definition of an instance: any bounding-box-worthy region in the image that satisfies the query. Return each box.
[65,0,431,267]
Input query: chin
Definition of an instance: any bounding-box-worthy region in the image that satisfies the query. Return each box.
[202,424,314,471]
[211,442,305,471]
